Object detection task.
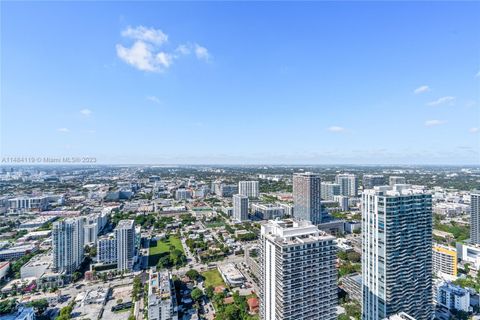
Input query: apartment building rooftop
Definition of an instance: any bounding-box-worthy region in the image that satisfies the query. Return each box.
[386,312,416,320]
[115,219,134,229]
[363,184,429,197]
[293,171,319,176]
[148,270,172,299]
[261,219,334,245]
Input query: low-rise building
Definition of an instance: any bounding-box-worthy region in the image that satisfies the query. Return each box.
[8,195,50,212]
[340,273,362,303]
[437,281,470,312]
[344,221,361,234]
[218,263,245,287]
[456,243,480,271]
[251,203,285,220]
[277,202,294,216]
[0,244,37,261]
[317,219,345,235]
[20,252,65,289]
[19,216,56,230]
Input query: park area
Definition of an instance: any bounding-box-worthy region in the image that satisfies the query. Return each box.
[148,235,184,267]
[201,269,225,288]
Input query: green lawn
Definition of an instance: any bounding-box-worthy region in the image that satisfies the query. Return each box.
[202,269,225,288]
[206,221,225,228]
[148,235,184,266]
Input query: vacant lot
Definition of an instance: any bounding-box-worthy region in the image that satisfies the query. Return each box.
[202,269,225,288]
[148,235,184,266]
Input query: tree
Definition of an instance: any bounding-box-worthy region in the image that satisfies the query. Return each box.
[0,299,17,315]
[347,251,361,263]
[205,286,214,299]
[186,269,200,281]
[26,298,49,314]
[157,255,173,269]
[345,301,361,319]
[132,276,142,301]
[56,305,73,320]
[191,288,203,302]
[223,304,241,319]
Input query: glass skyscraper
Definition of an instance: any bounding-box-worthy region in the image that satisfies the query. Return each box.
[362,185,433,320]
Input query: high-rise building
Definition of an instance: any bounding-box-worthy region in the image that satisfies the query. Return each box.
[293,172,322,224]
[260,219,337,320]
[362,185,433,320]
[334,195,349,212]
[238,181,259,198]
[362,174,386,190]
[148,269,178,320]
[432,245,457,277]
[52,218,84,275]
[84,223,98,245]
[321,182,341,201]
[470,191,480,245]
[389,176,406,186]
[217,184,238,197]
[335,173,358,197]
[175,189,190,200]
[115,220,135,271]
[233,194,249,221]
[97,234,117,264]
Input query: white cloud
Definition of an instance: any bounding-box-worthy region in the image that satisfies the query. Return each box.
[425,120,446,127]
[80,108,92,116]
[57,128,70,133]
[86,129,96,134]
[116,41,159,72]
[426,96,455,106]
[156,52,173,68]
[194,44,210,61]
[475,70,480,78]
[176,44,191,55]
[469,127,479,134]
[116,26,211,72]
[414,85,430,94]
[121,26,168,45]
[327,126,346,133]
[146,96,161,104]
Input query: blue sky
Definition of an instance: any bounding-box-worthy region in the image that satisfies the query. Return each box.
[1,1,479,165]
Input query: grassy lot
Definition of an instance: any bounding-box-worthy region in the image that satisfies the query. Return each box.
[148,235,184,266]
[206,221,225,228]
[202,269,225,288]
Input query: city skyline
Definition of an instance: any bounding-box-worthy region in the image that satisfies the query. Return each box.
[1,2,479,165]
